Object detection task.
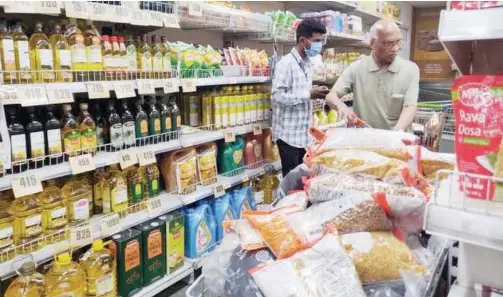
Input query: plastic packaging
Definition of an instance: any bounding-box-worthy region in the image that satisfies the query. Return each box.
[196,142,218,186]
[251,234,366,297]
[273,191,308,210]
[339,232,425,285]
[218,137,245,175]
[230,187,256,219]
[211,194,235,242]
[223,219,266,250]
[160,148,197,194]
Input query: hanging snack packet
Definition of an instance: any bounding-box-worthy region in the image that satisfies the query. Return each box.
[451,75,503,200]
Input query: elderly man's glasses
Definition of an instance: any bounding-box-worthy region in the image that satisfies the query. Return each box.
[380,40,403,49]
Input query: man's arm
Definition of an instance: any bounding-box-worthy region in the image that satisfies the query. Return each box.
[394,64,420,130]
[326,65,355,119]
[272,61,310,106]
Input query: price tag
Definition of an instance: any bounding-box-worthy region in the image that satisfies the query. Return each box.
[64,1,89,19]
[18,87,49,106]
[70,224,93,247]
[35,1,61,14]
[188,2,203,17]
[69,154,96,175]
[87,82,109,99]
[46,84,74,104]
[3,2,35,13]
[253,124,262,135]
[163,14,180,28]
[121,1,139,9]
[113,81,136,99]
[119,150,138,170]
[213,184,225,198]
[101,213,122,236]
[11,174,43,198]
[0,86,20,105]
[147,197,165,217]
[259,168,266,175]
[88,2,108,21]
[137,79,155,95]
[113,5,130,23]
[163,78,179,94]
[137,150,156,166]
[242,175,250,183]
[180,137,193,148]
[181,79,197,93]
[224,129,236,143]
[149,11,164,27]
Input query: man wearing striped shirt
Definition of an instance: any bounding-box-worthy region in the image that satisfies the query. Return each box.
[272,18,329,177]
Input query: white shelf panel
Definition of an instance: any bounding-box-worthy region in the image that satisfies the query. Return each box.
[448,284,476,297]
[439,7,503,42]
[0,123,267,191]
[196,76,271,87]
[132,263,194,297]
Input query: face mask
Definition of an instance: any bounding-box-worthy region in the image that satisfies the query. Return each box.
[304,40,323,57]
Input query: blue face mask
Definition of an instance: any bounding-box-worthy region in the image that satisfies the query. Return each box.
[304,40,323,57]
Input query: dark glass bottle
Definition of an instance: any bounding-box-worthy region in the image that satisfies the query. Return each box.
[147,96,161,144]
[26,108,45,168]
[169,96,181,140]
[94,103,107,151]
[158,96,171,142]
[7,108,27,173]
[107,103,123,152]
[135,99,149,146]
[121,101,135,149]
[45,105,63,165]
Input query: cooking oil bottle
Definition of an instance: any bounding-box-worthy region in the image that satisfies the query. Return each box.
[151,35,162,79]
[92,168,107,214]
[102,35,113,80]
[78,103,97,155]
[39,179,68,244]
[242,85,250,124]
[12,193,43,253]
[83,20,103,81]
[80,239,117,297]
[0,19,16,83]
[228,86,236,127]
[142,164,160,199]
[65,18,86,81]
[262,170,280,205]
[125,35,137,77]
[45,252,85,297]
[125,166,144,212]
[12,21,32,83]
[137,34,152,78]
[50,23,72,82]
[61,104,81,157]
[5,255,45,297]
[235,85,244,126]
[30,22,54,83]
[102,164,128,214]
[161,36,170,78]
[62,174,93,226]
[212,88,222,130]
[249,85,257,123]
[0,191,14,262]
[221,87,230,128]
[201,90,212,127]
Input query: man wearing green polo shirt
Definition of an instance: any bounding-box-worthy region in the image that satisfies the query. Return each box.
[326,19,419,131]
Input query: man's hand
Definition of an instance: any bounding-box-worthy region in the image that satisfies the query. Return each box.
[310,85,329,99]
[340,108,358,125]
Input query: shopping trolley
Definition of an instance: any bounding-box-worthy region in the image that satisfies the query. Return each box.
[413,101,454,152]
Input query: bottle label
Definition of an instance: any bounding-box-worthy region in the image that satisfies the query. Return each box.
[123,121,136,145]
[125,240,141,272]
[154,119,161,133]
[112,183,127,208]
[96,125,105,146]
[196,220,212,253]
[233,149,243,165]
[58,49,72,69]
[129,182,143,204]
[176,115,181,129]
[73,198,90,221]
[103,54,114,70]
[153,52,162,71]
[141,52,152,71]
[47,129,62,155]
[147,229,162,259]
[95,274,114,296]
[2,39,15,69]
[63,129,80,154]
[16,40,31,69]
[110,123,123,148]
[49,207,67,229]
[0,226,13,243]
[148,178,159,197]
[37,49,54,80]
[25,214,41,227]
[51,207,66,219]
[10,134,27,162]
[88,45,102,64]
[80,127,97,149]
[72,44,87,63]
[165,118,172,131]
[140,120,148,135]
[30,131,45,159]
[127,45,137,71]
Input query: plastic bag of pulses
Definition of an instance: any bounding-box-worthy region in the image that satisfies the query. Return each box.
[251,234,367,297]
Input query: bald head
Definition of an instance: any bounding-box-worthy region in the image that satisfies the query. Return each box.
[369,20,402,65]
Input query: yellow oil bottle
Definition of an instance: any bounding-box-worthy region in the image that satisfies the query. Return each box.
[142,164,160,199]
[249,85,257,123]
[38,180,68,244]
[4,255,45,297]
[83,20,103,80]
[64,18,87,81]
[228,86,237,127]
[137,34,152,79]
[92,168,108,215]
[12,193,43,253]
[125,166,145,212]
[235,85,244,126]
[61,104,81,157]
[151,35,163,79]
[212,88,221,130]
[50,23,72,82]
[102,164,128,214]
[30,22,54,83]
[201,90,213,127]
[243,85,250,124]
[0,191,14,262]
[221,86,230,128]
[12,22,32,83]
[0,20,16,83]
[80,240,117,297]
[78,103,97,155]
[262,172,280,205]
[62,174,93,226]
[45,252,85,297]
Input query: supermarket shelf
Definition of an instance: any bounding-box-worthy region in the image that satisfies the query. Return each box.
[132,263,194,297]
[327,32,365,42]
[0,123,268,191]
[195,76,271,87]
[447,284,476,297]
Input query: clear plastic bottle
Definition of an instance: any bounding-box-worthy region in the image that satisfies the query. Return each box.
[102,164,128,214]
[61,104,81,157]
[111,36,121,79]
[12,22,32,83]
[102,35,113,80]
[0,19,16,83]
[12,194,43,253]
[45,252,85,297]
[5,255,45,297]
[64,18,86,81]
[80,240,117,297]
[137,34,152,78]
[78,103,97,155]
[83,20,103,80]
[38,179,68,244]
[30,22,54,83]
[62,174,93,226]
[50,24,72,82]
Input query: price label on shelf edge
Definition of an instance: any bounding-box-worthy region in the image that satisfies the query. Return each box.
[149,11,164,27]
[242,175,250,183]
[69,154,96,175]
[137,79,155,95]
[181,78,197,93]
[88,2,108,21]
[0,87,20,105]
[87,82,109,99]
[113,81,136,99]
[213,184,225,198]
[147,197,164,217]
[70,223,93,247]
[119,150,138,170]
[163,78,179,94]
[46,85,74,104]
[137,149,156,166]
[18,86,49,106]
[64,1,89,19]
[188,2,203,17]
[35,1,61,14]
[163,14,180,28]
[3,2,35,14]
[113,5,130,23]
[100,213,122,236]
[224,129,236,143]
[12,174,43,198]
[253,124,262,135]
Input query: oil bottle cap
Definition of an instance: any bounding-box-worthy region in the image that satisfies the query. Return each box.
[92,239,105,251]
[102,35,109,42]
[118,36,125,43]
[56,252,71,266]
[111,35,118,42]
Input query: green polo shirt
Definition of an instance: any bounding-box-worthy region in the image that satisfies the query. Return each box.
[333,54,420,130]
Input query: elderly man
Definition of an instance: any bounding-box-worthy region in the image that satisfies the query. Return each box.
[326,19,419,131]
